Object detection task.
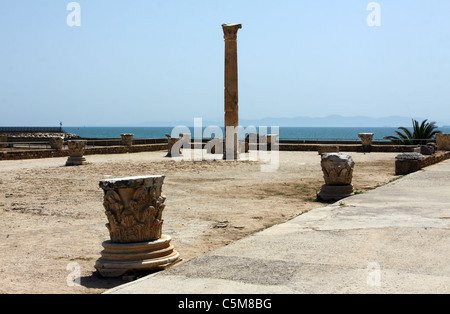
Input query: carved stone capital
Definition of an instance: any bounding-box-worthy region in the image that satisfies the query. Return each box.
[66,140,87,166]
[99,175,167,243]
[49,136,64,150]
[96,175,180,277]
[120,134,134,147]
[67,140,86,157]
[317,153,355,201]
[358,133,374,146]
[222,23,242,40]
[321,153,355,186]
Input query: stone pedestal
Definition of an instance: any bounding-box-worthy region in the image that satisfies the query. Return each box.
[121,134,134,147]
[49,136,64,150]
[95,175,180,277]
[358,133,374,146]
[436,134,450,151]
[358,133,374,152]
[317,153,355,201]
[65,140,87,166]
[395,152,425,175]
[0,135,7,148]
[222,23,242,160]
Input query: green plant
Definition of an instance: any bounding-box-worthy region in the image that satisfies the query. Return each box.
[384,119,441,145]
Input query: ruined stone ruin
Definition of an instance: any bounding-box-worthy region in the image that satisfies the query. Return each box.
[317,153,355,201]
[395,152,425,175]
[65,140,87,166]
[95,175,180,277]
[49,136,64,150]
[358,133,374,146]
[223,23,242,160]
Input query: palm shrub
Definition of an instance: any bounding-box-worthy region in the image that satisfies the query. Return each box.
[384,119,441,145]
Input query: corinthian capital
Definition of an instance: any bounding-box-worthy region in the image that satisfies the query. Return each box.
[222,23,242,40]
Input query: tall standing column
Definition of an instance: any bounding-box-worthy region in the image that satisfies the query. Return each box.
[222,23,242,160]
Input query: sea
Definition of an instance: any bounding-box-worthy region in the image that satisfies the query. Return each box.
[64,126,450,141]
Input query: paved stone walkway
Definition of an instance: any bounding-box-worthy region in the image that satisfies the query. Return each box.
[106,160,450,294]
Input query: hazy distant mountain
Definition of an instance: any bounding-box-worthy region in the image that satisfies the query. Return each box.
[140,115,449,128]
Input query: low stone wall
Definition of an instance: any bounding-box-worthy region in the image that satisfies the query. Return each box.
[279,143,419,153]
[0,140,434,161]
[0,144,167,161]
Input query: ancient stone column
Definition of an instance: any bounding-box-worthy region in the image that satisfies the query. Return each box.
[317,153,355,201]
[65,140,87,166]
[222,23,242,160]
[121,133,134,147]
[436,133,450,151]
[49,136,64,150]
[95,175,180,277]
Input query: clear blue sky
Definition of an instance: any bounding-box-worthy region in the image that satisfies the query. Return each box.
[1,0,450,126]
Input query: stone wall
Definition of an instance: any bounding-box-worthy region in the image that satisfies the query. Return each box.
[279,143,419,153]
[0,140,432,161]
[0,143,167,161]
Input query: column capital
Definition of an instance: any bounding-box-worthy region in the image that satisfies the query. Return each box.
[222,23,242,40]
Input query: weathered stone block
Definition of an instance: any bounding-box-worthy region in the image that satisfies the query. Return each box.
[436,133,450,151]
[395,152,425,175]
[420,144,435,156]
[49,136,64,150]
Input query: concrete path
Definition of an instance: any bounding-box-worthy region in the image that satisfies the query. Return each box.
[106,160,450,294]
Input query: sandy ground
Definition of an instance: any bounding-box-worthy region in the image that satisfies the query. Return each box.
[0,150,399,294]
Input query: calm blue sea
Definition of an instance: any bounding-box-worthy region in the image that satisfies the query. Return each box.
[64,126,450,140]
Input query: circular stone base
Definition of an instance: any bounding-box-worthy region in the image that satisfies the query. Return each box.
[317,184,354,201]
[95,235,180,277]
